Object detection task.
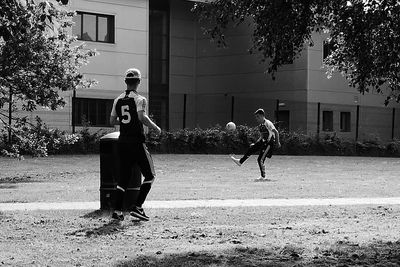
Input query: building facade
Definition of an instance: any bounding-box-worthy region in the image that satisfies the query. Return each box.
[30,0,400,140]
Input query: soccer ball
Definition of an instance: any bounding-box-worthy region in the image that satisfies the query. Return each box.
[226,122,236,131]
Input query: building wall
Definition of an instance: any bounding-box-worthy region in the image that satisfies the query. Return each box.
[169,0,309,130]
[195,23,309,129]
[307,32,400,140]
[29,0,150,131]
[169,0,197,129]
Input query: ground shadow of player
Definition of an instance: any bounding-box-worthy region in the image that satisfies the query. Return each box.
[114,240,400,266]
[66,210,143,237]
[82,209,112,219]
[255,178,278,182]
[0,175,41,189]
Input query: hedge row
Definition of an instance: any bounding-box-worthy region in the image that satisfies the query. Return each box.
[2,121,400,157]
[147,126,400,157]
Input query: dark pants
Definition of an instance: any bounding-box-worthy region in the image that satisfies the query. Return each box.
[240,139,275,178]
[115,141,155,211]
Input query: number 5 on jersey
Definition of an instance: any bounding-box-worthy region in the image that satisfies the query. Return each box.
[121,105,131,124]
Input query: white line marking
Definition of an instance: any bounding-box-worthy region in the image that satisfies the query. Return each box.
[1,197,400,211]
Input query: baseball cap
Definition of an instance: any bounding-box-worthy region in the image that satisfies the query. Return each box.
[254,108,265,115]
[125,68,141,79]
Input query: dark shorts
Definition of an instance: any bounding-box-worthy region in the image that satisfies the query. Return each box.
[260,139,275,159]
[118,141,155,188]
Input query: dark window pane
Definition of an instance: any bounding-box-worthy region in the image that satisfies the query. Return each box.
[74,98,113,127]
[98,16,109,42]
[322,111,333,132]
[75,12,114,43]
[97,100,106,125]
[277,110,290,131]
[82,14,96,41]
[150,10,168,36]
[340,112,351,132]
[82,99,89,124]
[149,0,169,130]
[88,99,97,125]
[73,13,82,39]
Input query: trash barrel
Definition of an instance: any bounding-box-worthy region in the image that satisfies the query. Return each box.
[99,132,142,210]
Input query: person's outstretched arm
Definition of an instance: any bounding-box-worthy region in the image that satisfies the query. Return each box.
[138,111,161,134]
[110,99,119,125]
[110,114,119,125]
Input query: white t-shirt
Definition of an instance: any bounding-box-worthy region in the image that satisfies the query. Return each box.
[110,91,147,117]
[259,119,276,142]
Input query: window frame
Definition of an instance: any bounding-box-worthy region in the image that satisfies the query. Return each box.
[340,111,351,132]
[322,110,334,132]
[73,97,114,127]
[74,11,115,44]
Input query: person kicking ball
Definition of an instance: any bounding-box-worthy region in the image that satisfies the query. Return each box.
[109,68,161,221]
[231,108,281,181]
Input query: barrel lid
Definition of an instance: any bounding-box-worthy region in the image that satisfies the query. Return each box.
[100,131,120,140]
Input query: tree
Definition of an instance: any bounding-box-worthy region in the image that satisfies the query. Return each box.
[193,0,400,104]
[0,0,96,155]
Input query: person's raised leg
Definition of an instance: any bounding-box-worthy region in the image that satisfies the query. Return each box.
[231,140,263,166]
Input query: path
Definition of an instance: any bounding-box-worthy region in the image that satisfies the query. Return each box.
[1,197,400,211]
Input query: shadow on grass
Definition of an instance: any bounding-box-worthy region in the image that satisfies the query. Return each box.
[0,174,41,184]
[67,210,143,238]
[82,209,111,219]
[115,240,400,267]
[0,184,18,189]
[67,220,127,237]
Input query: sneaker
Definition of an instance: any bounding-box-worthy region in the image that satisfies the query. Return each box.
[255,176,265,182]
[112,211,124,221]
[230,155,242,166]
[130,206,149,221]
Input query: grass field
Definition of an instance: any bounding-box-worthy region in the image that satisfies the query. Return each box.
[1,155,400,203]
[1,155,400,266]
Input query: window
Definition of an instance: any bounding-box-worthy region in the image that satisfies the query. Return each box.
[149,0,170,130]
[322,111,333,131]
[276,110,290,131]
[340,112,351,132]
[323,40,336,59]
[73,98,114,127]
[73,12,115,43]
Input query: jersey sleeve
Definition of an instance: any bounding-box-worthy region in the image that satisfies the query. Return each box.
[110,98,118,117]
[137,97,147,112]
[265,120,277,131]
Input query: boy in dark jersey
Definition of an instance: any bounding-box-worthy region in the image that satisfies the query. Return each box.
[231,109,281,181]
[109,68,161,221]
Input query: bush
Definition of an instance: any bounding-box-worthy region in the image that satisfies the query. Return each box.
[0,117,79,159]
[68,126,110,154]
[0,117,111,158]
[147,125,259,154]
[148,126,400,157]
[1,122,400,157]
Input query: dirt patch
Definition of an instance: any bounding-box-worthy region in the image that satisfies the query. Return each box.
[64,210,145,238]
[1,205,400,266]
[67,220,128,238]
